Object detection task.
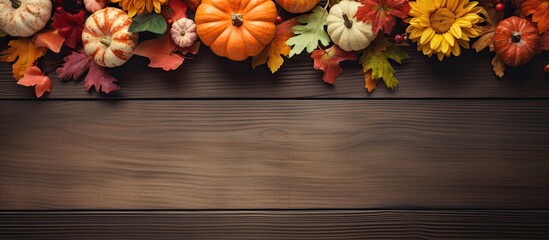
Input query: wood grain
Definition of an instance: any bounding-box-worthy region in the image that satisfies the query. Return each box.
[1,210,549,239]
[1,38,547,99]
[1,100,548,209]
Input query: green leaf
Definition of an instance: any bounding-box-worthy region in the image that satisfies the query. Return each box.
[129,13,168,35]
[287,6,330,58]
[360,37,409,90]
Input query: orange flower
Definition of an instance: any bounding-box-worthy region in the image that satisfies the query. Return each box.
[111,0,168,17]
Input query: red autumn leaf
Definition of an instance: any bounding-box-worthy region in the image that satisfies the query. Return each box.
[84,62,120,94]
[35,30,66,53]
[311,45,357,84]
[51,11,85,49]
[17,66,52,98]
[56,50,92,81]
[133,34,200,71]
[164,0,188,22]
[521,0,549,33]
[356,0,410,34]
[541,32,549,51]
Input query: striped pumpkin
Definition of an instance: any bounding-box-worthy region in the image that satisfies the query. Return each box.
[82,7,138,68]
[0,0,52,37]
[494,16,540,67]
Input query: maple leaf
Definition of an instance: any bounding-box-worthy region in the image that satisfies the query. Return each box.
[287,6,331,57]
[35,30,66,53]
[17,66,52,98]
[56,50,92,81]
[356,0,410,34]
[311,45,357,84]
[360,37,409,91]
[522,0,549,33]
[51,11,85,49]
[0,38,46,80]
[133,34,200,71]
[169,0,188,21]
[364,69,376,93]
[84,63,120,94]
[473,1,504,52]
[252,18,298,73]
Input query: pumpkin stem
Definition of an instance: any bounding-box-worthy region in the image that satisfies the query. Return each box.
[100,38,112,47]
[511,32,522,43]
[342,13,353,28]
[231,13,243,26]
[10,0,21,9]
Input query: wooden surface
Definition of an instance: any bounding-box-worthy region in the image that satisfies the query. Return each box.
[2,211,549,239]
[2,34,549,237]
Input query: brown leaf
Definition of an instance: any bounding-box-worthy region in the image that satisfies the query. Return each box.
[492,55,506,77]
[364,70,376,93]
[472,32,495,52]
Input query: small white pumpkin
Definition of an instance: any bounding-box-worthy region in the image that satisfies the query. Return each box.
[170,18,198,48]
[84,0,108,13]
[0,0,52,37]
[327,0,376,52]
[82,7,139,68]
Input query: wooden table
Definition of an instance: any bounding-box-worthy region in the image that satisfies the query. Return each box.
[1,36,549,238]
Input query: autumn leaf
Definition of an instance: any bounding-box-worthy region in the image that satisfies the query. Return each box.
[169,0,188,21]
[35,30,66,53]
[473,1,504,52]
[84,63,120,94]
[51,11,85,49]
[56,50,92,81]
[356,0,410,34]
[133,34,200,71]
[360,37,409,91]
[364,69,376,93]
[287,6,331,57]
[252,18,298,73]
[0,38,46,80]
[521,0,549,33]
[17,66,52,98]
[311,45,357,84]
[492,54,506,77]
[541,31,549,51]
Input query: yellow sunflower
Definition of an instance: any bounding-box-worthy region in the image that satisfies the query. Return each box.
[406,0,484,61]
[111,0,168,17]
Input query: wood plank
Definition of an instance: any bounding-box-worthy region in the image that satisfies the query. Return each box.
[1,210,549,239]
[1,37,547,99]
[1,100,548,209]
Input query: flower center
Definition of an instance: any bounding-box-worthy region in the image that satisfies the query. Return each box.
[429,8,456,34]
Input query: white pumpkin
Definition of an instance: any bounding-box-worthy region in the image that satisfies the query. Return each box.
[0,0,52,37]
[327,0,376,52]
[82,7,139,68]
[84,0,108,13]
[170,18,198,48]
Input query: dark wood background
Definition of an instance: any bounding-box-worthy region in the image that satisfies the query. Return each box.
[1,34,549,238]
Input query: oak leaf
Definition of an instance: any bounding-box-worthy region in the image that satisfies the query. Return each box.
[311,45,357,85]
[17,66,52,98]
[252,18,298,73]
[0,38,46,80]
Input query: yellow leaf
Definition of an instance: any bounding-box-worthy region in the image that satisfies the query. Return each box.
[252,18,298,73]
[0,38,46,80]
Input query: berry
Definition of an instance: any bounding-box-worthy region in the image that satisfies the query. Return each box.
[56,6,63,13]
[496,3,505,11]
[167,18,174,25]
[545,64,549,73]
[394,34,405,44]
[276,16,282,24]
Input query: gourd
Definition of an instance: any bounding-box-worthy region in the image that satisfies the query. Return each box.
[327,0,376,52]
[171,18,198,48]
[494,16,540,67]
[84,0,107,13]
[195,0,277,61]
[275,0,320,14]
[82,7,139,68]
[0,0,52,37]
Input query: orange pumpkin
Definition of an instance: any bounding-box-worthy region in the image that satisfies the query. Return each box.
[195,0,277,61]
[275,0,320,13]
[82,7,139,68]
[494,16,540,67]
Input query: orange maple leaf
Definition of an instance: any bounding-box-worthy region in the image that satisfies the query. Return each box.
[0,38,46,80]
[252,18,298,73]
[17,66,52,98]
[133,34,200,71]
[35,30,66,53]
[522,0,549,33]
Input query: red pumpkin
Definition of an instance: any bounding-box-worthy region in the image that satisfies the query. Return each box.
[275,0,320,13]
[494,16,540,66]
